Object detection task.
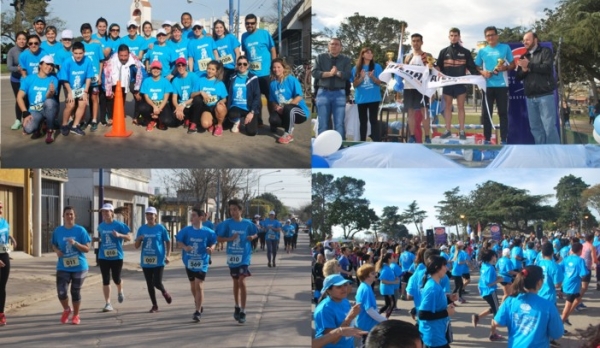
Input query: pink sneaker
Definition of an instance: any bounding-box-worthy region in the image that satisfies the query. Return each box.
[60,307,72,324]
[213,125,223,136]
[0,313,6,326]
[277,133,294,144]
[71,314,81,325]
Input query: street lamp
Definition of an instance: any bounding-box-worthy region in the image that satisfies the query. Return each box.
[257,170,280,197]
[263,180,283,193]
[186,0,215,31]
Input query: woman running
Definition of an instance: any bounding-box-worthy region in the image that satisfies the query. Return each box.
[472,249,504,341]
[376,253,398,318]
[135,206,172,313]
[355,264,387,345]
[451,241,469,303]
[0,201,17,326]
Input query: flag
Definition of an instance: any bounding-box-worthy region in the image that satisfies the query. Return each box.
[393,27,405,92]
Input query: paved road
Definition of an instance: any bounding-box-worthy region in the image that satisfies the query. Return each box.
[3,233,312,347]
[0,79,311,168]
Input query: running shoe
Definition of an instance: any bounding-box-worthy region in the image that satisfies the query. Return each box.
[118,292,124,303]
[149,305,159,313]
[472,314,479,327]
[238,311,246,324]
[234,306,241,321]
[193,311,201,323]
[484,140,492,145]
[157,122,167,131]
[207,125,215,134]
[408,135,416,143]
[60,125,70,136]
[564,319,572,326]
[231,120,240,133]
[187,123,197,134]
[0,313,6,326]
[90,121,99,132]
[440,130,452,139]
[30,129,43,139]
[184,119,190,129]
[424,136,431,144]
[579,303,587,309]
[268,262,272,268]
[45,130,54,144]
[60,307,72,324]
[70,125,85,136]
[71,315,81,325]
[163,291,172,304]
[489,333,503,341]
[213,125,223,136]
[80,122,88,131]
[273,261,276,267]
[459,130,466,140]
[146,121,156,132]
[277,133,294,144]
[103,303,114,312]
[11,119,22,130]
[550,339,561,347]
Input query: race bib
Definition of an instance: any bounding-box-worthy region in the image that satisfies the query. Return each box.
[187,259,204,269]
[104,249,118,258]
[143,256,158,265]
[268,234,276,240]
[63,256,80,268]
[73,88,84,99]
[207,95,218,104]
[198,58,211,71]
[219,54,234,65]
[249,61,261,71]
[0,244,9,253]
[90,75,99,84]
[227,254,242,265]
[31,104,44,111]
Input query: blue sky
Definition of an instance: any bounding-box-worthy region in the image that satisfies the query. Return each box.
[314,168,600,236]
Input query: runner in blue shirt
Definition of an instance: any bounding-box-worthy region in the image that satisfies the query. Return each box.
[80,23,105,131]
[269,58,308,144]
[216,199,258,324]
[560,242,588,326]
[19,34,47,77]
[120,20,146,59]
[524,242,538,266]
[104,23,122,57]
[140,60,175,130]
[0,202,17,326]
[54,30,74,71]
[496,248,517,303]
[451,241,470,303]
[144,28,176,79]
[176,206,216,322]
[473,249,504,341]
[511,239,525,271]
[283,219,295,254]
[41,26,62,61]
[400,245,416,300]
[50,206,92,325]
[537,242,563,305]
[171,57,202,133]
[350,47,383,141]
[390,253,403,309]
[213,19,241,91]
[180,12,194,39]
[226,55,261,136]
[197,61,228,136]
[355,264,386,344]
[168,24,189,64]
[261,211,282,267]
[377,253,398,318]
[134,207,172,313]
[242,13,276,127]
[141,21,156,52]
[96,203,131,312]
[187,21,218,77]
[494,265,564,348]
[92,17,110,59]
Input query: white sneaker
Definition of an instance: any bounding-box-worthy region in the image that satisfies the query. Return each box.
[11,119,22,130]
[103,303,114,312]
[231,120,240,133]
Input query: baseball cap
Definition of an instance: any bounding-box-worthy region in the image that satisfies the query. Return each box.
[157,28,167,36]
[324,249,335,260]
[254,214,260,219]
[322,274,351,291]
[175,57,187,66]
[150,61,162,69]
[269,210,275,215]
[61,29,73,40]
[100,203,114,211]
[145,206,157,214]
[502,248,511,256]
[192,20,203,29]
[162,20,173,27]
[40,55,54,64]
[34,16,45,24]
[127,20,138,28]
[440,245,448,250]
[286,219,291,223]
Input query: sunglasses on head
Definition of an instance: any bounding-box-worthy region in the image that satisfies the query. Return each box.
[237,62,248,67]
[28,42,40,46]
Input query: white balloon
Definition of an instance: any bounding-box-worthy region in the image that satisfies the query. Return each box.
[593,129,600,144]
[313,130,343,157]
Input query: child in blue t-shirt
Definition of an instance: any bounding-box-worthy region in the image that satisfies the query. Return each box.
[377,254,398,318]
[560,242,588,326]
[473,249,504,341]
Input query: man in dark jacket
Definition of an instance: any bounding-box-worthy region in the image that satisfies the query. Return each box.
[516,32,560,144]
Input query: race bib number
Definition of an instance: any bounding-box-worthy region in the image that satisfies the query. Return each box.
[268,234,276,240]
[219,54,234,65]
[249,61,261,71]
[63,256,80,268]
[207,95,218,104]
[198,58,211,71]
[227,254,242,265]
[73,88,84,99]
[104,249,118,258]
[90,75,99,84]
[31,104,44,111]
[143,256,158,265]
[188,259,204,269]
[0,244,9,253]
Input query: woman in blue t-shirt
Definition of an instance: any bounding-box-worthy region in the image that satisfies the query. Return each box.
[494,265,564,348]
[473,249,504,341]
[139,60,174,130]
[376,253,399,318]
[226,55,261,136]
[350,47,382,142]
[7,31,28,130]
[198,60,228,136]
[0,201,17,326]
[268,58,308,144]
[213,19,241,91]
[355,264,387,345]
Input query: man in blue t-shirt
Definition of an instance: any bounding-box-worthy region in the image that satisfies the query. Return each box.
[475,26,515,144]
[216,199,258,325]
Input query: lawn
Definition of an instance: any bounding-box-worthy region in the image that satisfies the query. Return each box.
[1,64,8,74]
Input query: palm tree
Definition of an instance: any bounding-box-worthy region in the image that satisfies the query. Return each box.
[402,200,427,239]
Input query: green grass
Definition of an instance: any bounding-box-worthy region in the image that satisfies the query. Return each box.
[1,64,8,74]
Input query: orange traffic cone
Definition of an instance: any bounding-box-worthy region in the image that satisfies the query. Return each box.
[105,81,133,137]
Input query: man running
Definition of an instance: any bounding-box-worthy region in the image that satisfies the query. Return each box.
[216,199,258,324]
[261,211,282,267]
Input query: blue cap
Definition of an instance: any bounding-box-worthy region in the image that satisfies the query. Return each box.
[322,274,351,291]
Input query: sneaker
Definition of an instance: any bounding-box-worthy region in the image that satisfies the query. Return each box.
[118,292,124,303]
[234,307,241,321]
[187,123,197,134]
[458,298,467,304]
[277,133,294,144]
[45,130,54,144]
[80,122,88,131]
[60,125,70,136]
[463,290,470,294]
[268,262,272,268]
[70,125,85,136]
[273,261,276,267]
[483,140,492,145]
[550,339,561,347]
[408,135,416,143]
[157,123,167,131]
[213,125,223,136]
[71,315,81,325]
[0,313,6,326]
[60,307,72,324]
[193,311,201,323]
[149,305,159,313]
[231,120,240,133]
[163,291,172,304]
[238,311,246,324]
[564,319,572,326]
[424,136,431,144]
[11,119,22,130]
[472,314,479,327]
[30,129,43,139]
[183,119,190,129]
[459,130,466,140]
[146,121,156,132]
[103,303,114,312]
[207,125,215,134]
[90,121,99,132]
[489,333,503,341]
[574,306,582,312]
[440,130,452,139]
[579,303,587,309]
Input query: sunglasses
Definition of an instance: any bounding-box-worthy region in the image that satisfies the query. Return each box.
[111,29,120,32]
[193,26,203,30]
[28,42,40,46]
[245,22,256,26]
[62,38,73,41]
[176,63,186,67]
[237,62,248,67]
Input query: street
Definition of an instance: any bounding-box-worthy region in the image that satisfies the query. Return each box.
[3,233,312,347]
[0,78,311,168]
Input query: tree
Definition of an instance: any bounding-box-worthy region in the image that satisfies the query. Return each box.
[582,184,600,218]
[401,201,427,239]
[328,198,378,239]
[261,0,302,24]
[554,174,590,231]
[215,169,253,220]
[497,26,528,43]
[253,192,288,218]
[311,172,336,241]
[148,194,167,215]
[379,206,409,241]
[1,0,65,43]
[435,187,468,236]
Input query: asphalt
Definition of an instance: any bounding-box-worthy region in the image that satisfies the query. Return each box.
[3,232,312,347]
[0,78,311,168]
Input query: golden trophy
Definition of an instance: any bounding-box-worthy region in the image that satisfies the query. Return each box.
[493,58,505,74]
[386,52,395,66]
[426,56,436,68]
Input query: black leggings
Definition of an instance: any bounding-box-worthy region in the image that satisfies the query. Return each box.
[98,259,123,286]
[269,104,307,134]
[379,294,395,318]
[0,253,10,312]
[482,87,509,142]
[358,101,380,141]
[453,275,464,298]
[258,233,266,249]
[139,100,178,128]
[142,267,166,306]
[227,106,259,136]
[11,81,22,121]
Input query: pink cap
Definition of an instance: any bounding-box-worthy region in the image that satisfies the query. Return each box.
[175,57,187,66]
[150,61,162,69]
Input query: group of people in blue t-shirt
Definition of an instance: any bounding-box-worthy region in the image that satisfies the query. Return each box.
[312,231,600,348]
[9,12,308,144]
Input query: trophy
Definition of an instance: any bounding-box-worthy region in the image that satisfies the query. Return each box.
[426,56,436,68]
[493,58,505,74]
[386,52,394,65]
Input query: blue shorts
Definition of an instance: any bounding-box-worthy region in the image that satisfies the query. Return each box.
[229,265,251,279]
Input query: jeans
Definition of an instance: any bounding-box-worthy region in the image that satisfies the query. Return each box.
[23,98,59,134]
[316,89,346,139]
[526,94,560,144]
